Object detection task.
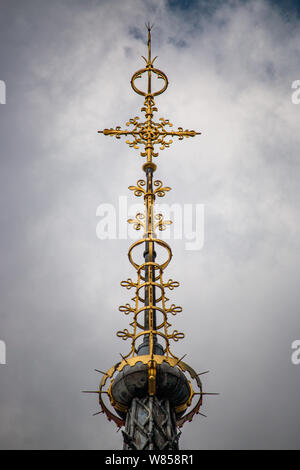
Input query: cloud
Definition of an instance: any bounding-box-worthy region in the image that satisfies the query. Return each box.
[0,0,300,449]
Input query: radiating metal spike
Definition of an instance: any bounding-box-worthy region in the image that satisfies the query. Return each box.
[197,370,210,376]
[174,354,187,366]
[120,353,129,364]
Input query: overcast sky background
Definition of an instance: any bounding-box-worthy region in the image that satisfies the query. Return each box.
[0,0,300,449]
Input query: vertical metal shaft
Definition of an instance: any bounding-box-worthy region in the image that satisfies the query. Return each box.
[137,166,162,355]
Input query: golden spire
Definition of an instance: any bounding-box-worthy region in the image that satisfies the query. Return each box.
[94,25,212,431]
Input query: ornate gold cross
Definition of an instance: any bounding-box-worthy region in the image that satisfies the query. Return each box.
[98,23,200,166]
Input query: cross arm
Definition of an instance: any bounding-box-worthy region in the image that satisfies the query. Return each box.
[158,128,201,139]
[98,127,139,138]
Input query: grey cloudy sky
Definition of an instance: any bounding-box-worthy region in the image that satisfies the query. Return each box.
[0,0,300,449]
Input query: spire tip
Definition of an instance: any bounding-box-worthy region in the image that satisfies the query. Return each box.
[145,22,154,31]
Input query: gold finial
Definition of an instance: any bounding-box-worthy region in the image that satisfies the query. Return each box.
[95,26,205,429]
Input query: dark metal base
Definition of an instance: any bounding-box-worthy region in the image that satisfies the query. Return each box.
[122,396,181,450]
[111,361,191,419]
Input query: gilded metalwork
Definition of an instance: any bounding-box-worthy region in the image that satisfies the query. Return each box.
[98,25,200,165]
[89,24,214,434]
